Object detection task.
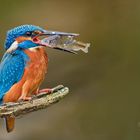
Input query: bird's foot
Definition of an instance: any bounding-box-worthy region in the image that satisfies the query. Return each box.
[33,88,53,99]
[38,88,53,94]
[18,96,32,102]
[37,85,64,94]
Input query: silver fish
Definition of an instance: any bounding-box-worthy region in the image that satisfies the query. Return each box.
[41,35,90,54]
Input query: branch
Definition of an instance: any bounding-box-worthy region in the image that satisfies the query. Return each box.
[0,85,69,118]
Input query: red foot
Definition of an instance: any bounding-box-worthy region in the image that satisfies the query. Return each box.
[18,96,32,101]
[38,88,53,94]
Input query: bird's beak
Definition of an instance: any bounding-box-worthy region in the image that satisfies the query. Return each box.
[33,30,79,54]
[42,30,79,36]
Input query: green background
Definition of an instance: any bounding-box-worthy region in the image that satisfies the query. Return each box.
[0,0,140,140]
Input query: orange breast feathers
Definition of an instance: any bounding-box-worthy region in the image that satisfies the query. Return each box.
[3,47,48,103]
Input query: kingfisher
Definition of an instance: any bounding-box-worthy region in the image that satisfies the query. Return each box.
[0,24,77,132]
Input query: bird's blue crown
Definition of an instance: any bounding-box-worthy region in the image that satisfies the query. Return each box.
[5,24,44,50]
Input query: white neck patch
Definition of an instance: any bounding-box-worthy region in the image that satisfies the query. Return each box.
[6,41,18,53]
[29,46,43,52]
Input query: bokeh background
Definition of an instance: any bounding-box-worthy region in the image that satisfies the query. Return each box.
[0,0,140,139]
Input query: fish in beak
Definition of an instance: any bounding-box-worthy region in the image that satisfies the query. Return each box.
[33,30,90,54]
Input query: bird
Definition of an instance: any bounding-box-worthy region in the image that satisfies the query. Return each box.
[0,24,77,132]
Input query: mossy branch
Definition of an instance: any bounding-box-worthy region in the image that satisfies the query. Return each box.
[0,85,69,118]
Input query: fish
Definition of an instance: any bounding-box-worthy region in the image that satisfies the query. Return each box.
[40,35,90,54]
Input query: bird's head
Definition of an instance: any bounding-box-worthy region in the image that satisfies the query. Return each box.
[5,24,78,53]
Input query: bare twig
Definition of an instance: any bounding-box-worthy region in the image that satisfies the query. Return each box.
[0,85,69,118]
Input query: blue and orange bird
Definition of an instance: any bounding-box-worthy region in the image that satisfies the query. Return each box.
[0,24,77,132]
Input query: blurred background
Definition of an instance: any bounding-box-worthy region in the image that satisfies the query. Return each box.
[0,0,140,139]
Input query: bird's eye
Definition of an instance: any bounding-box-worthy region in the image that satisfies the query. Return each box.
[26,31,32,36]
[25,31,41,37]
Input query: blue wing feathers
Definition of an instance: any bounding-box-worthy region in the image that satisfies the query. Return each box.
[0,51,27,100]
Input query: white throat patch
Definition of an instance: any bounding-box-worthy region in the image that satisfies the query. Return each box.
[6,41,18,53]
[29,46,43,52]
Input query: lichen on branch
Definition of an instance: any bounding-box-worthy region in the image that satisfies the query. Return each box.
[0,85,69,118]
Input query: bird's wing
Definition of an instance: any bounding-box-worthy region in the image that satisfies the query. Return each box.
[0,53,25,100]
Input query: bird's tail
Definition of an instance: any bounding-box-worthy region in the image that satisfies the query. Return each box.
[4,116,15,133]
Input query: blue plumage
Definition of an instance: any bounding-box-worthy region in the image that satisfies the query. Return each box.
[0,50,29,101]
[18,40,38,49]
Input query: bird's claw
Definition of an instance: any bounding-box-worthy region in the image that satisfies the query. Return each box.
[18,96,32,102]
[38,88,53,94]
